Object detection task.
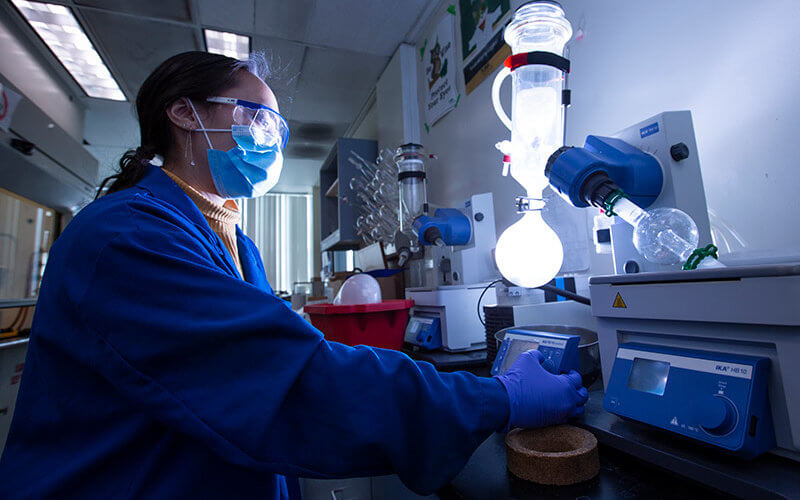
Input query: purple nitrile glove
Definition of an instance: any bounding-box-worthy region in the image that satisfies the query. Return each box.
[495,349,589,430]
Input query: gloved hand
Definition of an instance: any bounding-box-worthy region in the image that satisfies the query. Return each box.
[495,350,589,430]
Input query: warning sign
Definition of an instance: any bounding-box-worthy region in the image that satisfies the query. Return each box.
[612,292,627,309]
[0,84,23,132]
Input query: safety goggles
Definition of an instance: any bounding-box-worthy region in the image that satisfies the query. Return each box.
[206,96,290,151]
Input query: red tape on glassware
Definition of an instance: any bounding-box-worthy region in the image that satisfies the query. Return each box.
[504,51,571,73]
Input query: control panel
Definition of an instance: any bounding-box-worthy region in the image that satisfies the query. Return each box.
[490,329,580,376]
[604,343,775,458]
[404,315,442,350]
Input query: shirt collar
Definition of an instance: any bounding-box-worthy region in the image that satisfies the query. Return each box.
[161,169,241,226]
[134,164,212,232]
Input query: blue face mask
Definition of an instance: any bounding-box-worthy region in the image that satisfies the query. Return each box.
[206,146,284,198]
[188,100,285,198]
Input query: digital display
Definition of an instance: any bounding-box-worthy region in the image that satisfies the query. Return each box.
[499,339,540,374]
[627,357,670,395]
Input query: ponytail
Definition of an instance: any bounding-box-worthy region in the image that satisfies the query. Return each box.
[95,146,156,199]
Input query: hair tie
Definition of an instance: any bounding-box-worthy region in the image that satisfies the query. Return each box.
[134,146,156,164]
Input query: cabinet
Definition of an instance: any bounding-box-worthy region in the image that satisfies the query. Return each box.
[0,338,28,453]
[300,475,436,500]
[319,138,377,251]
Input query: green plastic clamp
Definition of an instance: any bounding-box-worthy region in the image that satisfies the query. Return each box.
[603,189,627,217]
[683,244,719,270]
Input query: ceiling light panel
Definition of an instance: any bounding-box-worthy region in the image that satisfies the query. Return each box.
[11,0,126,101]
[204,29,250,60]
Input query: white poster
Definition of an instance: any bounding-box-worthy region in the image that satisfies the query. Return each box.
[459,0,512,94]
[421,13,459,128]
[0,84,23,132]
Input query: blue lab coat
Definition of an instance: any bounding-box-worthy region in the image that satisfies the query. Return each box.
[0,165,509,499]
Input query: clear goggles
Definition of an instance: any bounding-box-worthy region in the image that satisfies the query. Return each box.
[206,96,290,151]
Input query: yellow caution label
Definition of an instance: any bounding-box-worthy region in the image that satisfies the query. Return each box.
[612,292,627,309]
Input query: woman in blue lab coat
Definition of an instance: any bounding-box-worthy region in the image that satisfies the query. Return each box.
[0,51,587,499]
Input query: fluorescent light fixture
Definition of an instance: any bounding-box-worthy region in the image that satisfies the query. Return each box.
[11,0,125,101]
[204,29,250,60]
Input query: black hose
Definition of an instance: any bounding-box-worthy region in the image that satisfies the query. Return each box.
[537,283,591,306]
[476,279,504,327]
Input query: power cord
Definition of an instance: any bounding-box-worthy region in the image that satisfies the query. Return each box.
[477,279,504,327]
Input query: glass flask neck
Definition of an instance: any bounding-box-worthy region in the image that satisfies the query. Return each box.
[612,198,647,227]
[521,209,547,225]
[504,2,572,55]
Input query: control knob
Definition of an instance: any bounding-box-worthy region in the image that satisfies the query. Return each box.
[697,395,738,436]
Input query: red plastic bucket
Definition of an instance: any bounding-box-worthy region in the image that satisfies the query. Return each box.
[304,299,414,350]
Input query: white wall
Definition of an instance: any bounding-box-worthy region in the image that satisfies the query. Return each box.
[350,99,378,141]
[414,0,800,253]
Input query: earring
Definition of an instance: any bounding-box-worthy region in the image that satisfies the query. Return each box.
[185,130,196,166]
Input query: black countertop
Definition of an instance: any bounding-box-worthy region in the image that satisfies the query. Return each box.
[442,391,800,500]
[443,432,728,500]
[416,351,800,499]
[576,391,800,499]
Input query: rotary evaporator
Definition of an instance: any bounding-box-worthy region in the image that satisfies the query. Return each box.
[391,144,502,354]
[486,1,800,493]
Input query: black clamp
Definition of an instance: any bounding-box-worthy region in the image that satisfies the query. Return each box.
[397,171,426,181]
[504,52,572,106]
[504,51,570,73]
[515,196,544,213]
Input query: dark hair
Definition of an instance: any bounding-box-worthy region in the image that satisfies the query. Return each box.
[96,51,267,198]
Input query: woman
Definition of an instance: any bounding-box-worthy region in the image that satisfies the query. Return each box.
[0,52,587,499]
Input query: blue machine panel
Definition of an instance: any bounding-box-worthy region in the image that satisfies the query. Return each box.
[404,315,441,350]
[604,343,775,458]
[490,329,580,376]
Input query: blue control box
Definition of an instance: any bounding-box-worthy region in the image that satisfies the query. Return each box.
[604,343,775,458]
[404,315,441,350]
[490,329,580,376]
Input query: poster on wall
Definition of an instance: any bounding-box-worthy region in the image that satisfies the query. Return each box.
[459,0,512,94]
[421,12,459,128]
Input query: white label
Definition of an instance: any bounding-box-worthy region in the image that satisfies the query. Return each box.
[617,348,753,380]
[505,333,567,349]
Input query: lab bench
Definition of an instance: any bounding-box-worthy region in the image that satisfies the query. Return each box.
[301,357,800,499]
[575,391,800,499]
[423,354,800,499]
[443,390,800,500]
[443,433,727,500]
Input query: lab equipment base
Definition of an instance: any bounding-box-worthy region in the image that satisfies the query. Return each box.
[577,391,800,499]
